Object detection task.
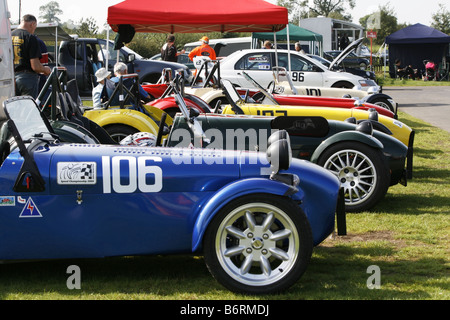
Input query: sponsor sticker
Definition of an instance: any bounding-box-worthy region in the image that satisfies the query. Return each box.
[19,197,43,218]
[57,162,97,185]
[0,196,15,206]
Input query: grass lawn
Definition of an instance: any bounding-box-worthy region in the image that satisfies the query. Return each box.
[0,111,448,301]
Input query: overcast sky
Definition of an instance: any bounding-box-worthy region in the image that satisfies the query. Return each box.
[7,0,445,28]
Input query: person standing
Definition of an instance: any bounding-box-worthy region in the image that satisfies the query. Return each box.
[339,34,349,50]
[11,14,51,98]
[295,42,305,54]
[263,40,273,49]
[188,36,216,61]
[161,34,184,62]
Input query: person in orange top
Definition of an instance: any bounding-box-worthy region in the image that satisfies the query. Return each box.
[188,36,217,61]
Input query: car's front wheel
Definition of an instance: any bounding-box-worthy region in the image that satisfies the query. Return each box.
[317,142,390,212]
[367,97,395,114]
[331,81,354,89]
[203,194,313,294]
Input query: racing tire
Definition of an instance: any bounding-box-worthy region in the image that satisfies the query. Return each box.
[367,97,395,113]
[331,81,354,89]
[317,142,390,212]
[203,194,313,294]
[104,124,139,144]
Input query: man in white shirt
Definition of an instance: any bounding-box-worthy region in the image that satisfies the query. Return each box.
[92,67,114,108]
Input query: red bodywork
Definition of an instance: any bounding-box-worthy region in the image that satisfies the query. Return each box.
[142,84,169,99]
[145,86,394,118]
[271,94,395,118]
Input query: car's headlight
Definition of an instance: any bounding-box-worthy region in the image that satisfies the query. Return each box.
[358,79,377,87]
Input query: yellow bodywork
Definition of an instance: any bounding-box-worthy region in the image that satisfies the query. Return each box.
[84,105,173,136]
[221,103,412,146]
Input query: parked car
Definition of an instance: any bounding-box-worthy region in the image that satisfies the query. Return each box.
[308,53,376,81]
[240,71,394,117]
[151,76,413,212]
[219,47,378,90]
[176,60,395,114]
[218,79,413,147]
[56,37,192,96]
[0,95,345,294]
[324,50,370,70]
[150,52,195,70]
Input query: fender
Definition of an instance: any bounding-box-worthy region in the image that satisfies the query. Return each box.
[142,105,174,126]
[191,178,304,251]
[184,94,212,112]
[310,130,384,163]
[150,97,206,114]
[83,109,160,135]
[51,120,100,144]
[185,87,224,106]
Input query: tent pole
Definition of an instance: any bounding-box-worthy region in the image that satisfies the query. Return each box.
[287,24,291,73]
[106,27,109,70]
[274,31,279,81]
[383,43,387,79]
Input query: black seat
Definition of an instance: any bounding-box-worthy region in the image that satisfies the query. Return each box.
[0,140,10,167]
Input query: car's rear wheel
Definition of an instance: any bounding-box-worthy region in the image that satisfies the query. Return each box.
[317,142,390,212]
[203,194,313,294]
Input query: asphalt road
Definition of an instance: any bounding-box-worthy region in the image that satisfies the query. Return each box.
[383,86,450,133]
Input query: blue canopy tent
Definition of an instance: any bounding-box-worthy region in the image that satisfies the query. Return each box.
[385,23,450,78]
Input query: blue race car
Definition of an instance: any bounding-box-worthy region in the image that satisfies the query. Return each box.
[0,96,345,294]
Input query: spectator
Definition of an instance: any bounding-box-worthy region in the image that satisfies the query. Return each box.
[188,36,217,61]
[11,14,51,98]
[263,40,272,49]
[161,34,185,62]
[92,67,114,108]
[295,42,305,54]
[395,59,417,80]
[339,34,349,50]
[110,62,151,106]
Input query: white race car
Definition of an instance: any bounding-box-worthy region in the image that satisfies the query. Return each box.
[219,39,379,92]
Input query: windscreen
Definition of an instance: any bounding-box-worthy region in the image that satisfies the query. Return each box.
[4,98,51,142]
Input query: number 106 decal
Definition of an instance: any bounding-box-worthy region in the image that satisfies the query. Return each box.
[102,156,163,194]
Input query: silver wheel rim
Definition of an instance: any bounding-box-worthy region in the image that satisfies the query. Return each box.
[324,149,377,207]
[109,132,128,143]
[374,101,392,111]
[215,202,299,287]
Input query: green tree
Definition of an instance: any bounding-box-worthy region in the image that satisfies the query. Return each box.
[359,4,399,45]
[431,3,450,35]
[63,17,99,38]
[39,1,63,23]
[278,0,355,23]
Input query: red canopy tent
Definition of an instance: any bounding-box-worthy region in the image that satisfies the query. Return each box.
[107,0,288,34]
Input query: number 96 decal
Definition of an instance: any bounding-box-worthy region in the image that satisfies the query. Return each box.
[291,72,305,82]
